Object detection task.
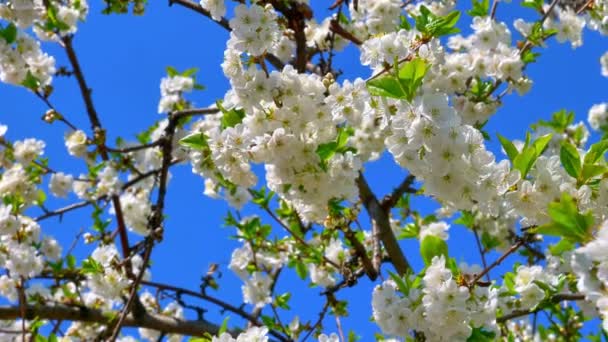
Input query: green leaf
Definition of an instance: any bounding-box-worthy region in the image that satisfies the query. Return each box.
[415,7,461,37]
[397,58,429,102]
[366,76,406,99]
[338,12,350,25]
[467,0,489,17]
[512,133,552,178]
[81,258,104,274]
[218,316,229,335]
[275,292,291,309]
[366,58,428,102]
[420,235,448,266]
[182,67,199,77]
[532,133,552,156]
[503,272,516,292]
[388,271,410,296]
[179,132,208,150]
[0,23,17,44]
[497,134,518,161]
[166,66,178,77]
[467,328,496,341]
[581,163,608,183]
[534,109,574,132]
[295,261,307,280]
[548,239,575,256]
[217,100,246,129]
[316,141,338,167]
[521,0,544,11]
[21,71,41,90]
[46,6,71,31]
[521,49,541,64]
[535,192,594,243]
[399,15,411,30]
[398,223,419,239]
[66,254,76,269]
[315,127,355,170]
[454,211,475,227]
[584,139,608,164]
[560,142,581,178]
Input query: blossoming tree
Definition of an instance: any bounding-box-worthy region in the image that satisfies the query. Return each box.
[0,0,608,340]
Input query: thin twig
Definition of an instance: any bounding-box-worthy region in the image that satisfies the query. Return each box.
[470,239,525,286]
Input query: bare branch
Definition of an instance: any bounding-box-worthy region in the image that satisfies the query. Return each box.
[497,293,586,323]
[0,304,225,337]
[380,174,416,210]
[356,173,411,276]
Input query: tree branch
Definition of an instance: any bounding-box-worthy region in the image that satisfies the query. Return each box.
[497,293,586,323]
[356,173,410,276]
[168,0,285,71]
[0,304,225,337]
[380,174,416,210]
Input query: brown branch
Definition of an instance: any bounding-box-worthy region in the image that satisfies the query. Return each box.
[62,36,102,132]
[497,293,586,323]
[380,174,416,210]
[576,0,594,14]
[170,107,220,120]
[168,0,285,71]
[300,299,330,342]
[470,239,525,286]
[105,140,163,154]
[62,35,132,268]
[356,173,410,276]
[329,19,363,45]
[168,0,230,29]
[108,239,155,341]
[490,0,499,19]
[140,280,289,342]
[341,226,377,280]
[472,227,490,282]
[0,304,225,337]
[35,200,95,221]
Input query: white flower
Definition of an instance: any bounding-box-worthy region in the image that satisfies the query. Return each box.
[49,172,73,198]
[65,130,88,157]
[13,138,45,164]
[242,272,272,308]
[420,221,450,240]
[318,333,339,342]
[228,4,279,56]
[200,0,225,21]
[588,103,608,131]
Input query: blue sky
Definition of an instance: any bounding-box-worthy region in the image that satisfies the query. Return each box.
[1,0,607,339]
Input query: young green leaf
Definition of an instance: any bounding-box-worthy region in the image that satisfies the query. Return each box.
[497,134,519,161]
[179,132,208,150]
[467,0,490,17]
[397,58,429,102]
[584,139,608,164]
[581,163,608,183]
[535,192,594,243]
[366,76,406,99]
[512,133,552,178]
[0,23,17,44]
[420,235,449,266]
[560,142,581,178]
[219,316,230,335]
